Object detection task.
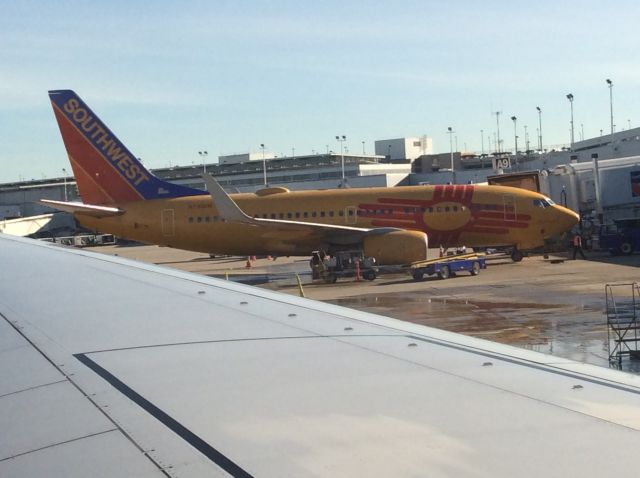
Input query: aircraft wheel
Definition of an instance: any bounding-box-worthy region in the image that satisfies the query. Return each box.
[412,270,425,281]
[438,266,450,280]
[471,261,481,276]
[620,241,634,255]
[511,249,524,262]
[363,270,376,281]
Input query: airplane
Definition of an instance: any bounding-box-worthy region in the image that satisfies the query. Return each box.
[42,90,579,264]
[3,232,640,477]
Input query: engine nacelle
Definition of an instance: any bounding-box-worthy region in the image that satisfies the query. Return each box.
[363,230,428,265]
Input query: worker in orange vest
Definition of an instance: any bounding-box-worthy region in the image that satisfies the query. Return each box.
[572,232,586,260]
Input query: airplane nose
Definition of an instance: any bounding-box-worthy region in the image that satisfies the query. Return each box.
[554,205,580,233]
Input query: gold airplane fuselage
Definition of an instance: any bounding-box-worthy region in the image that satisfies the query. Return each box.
[75,184,579,256]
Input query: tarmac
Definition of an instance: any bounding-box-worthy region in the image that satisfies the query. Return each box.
[88,244,640,374]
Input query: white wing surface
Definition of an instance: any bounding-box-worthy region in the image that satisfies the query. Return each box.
[2,233,640,477]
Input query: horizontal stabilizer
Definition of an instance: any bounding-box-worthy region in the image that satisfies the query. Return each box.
[39,199,123,217]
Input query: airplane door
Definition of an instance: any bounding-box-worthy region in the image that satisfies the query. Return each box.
[161,209,175,237]
[503,195,517,221]
[345,206,358,224]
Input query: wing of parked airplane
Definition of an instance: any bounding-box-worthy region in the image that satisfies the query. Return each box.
[2,233,640,477]
[203,173,401,243]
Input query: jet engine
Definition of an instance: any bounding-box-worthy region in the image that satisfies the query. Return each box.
[363,230,428,265]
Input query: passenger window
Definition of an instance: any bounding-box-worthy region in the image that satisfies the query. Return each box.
[188,217,194,223]
[279,213,284,219]
[303,212,308,218]
[205,216,210,222]
[445,206,450,212]
[197,217,202,223]
[348,210,354,216]
[329,211,334,217]
[263,213,268,218]
[271,213,276,219]
[320,211,325,217]
[436,207,442,212]
[287,213,292,219]
[312,211,317,217]
[295,212,300,218]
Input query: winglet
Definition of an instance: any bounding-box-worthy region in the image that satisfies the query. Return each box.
[202,174,255,224]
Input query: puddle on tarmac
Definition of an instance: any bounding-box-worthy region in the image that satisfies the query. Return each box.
[328,293,640,374]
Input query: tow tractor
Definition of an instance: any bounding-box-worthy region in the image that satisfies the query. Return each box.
[310,250,378,283]
[406,252,487,281]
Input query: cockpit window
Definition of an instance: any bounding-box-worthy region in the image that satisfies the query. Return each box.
[533,197,556,208]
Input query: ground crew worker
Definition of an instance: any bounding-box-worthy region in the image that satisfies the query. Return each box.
[572,232,586,260]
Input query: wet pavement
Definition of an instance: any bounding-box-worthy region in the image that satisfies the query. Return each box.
[327,292,616,370]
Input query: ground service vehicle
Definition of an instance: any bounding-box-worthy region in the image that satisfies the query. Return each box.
[599,219,640,255]
[408,253,487,281]
[310,250,378,283]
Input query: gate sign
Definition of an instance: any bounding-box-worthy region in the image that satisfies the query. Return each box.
[492,157,511,171]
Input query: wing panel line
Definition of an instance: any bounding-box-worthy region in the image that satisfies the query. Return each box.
[74,353,254,478]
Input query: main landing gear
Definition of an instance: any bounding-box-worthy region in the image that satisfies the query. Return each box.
[510,248,524,262]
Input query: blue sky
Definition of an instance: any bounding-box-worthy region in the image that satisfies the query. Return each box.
[2,0,640,182]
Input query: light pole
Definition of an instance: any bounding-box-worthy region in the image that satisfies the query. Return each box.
[336,135,347,187]
[493,111,502,154]
[260,144,267,187]
[510,116,518,170]
[361,141,365,155]
[536,106,543,151]
[606,78,614,139]
[198,151,208,175]
[524,125,529,154]
[480,129,484,155]
[580,123,584,141]
[566,93,574,149]
[62,168,68,201]
[447,127,456,184]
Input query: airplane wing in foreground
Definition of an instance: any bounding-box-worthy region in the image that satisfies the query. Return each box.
[2,233,640,477]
